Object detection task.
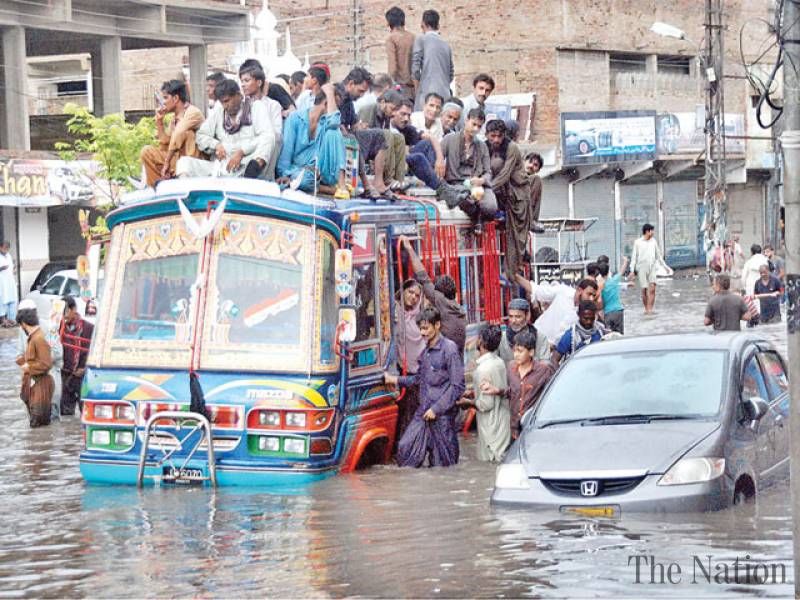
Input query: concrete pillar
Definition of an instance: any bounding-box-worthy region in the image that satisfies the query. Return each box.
[1,26,30,150]
[91,36,122,115]
[189,44,208,116]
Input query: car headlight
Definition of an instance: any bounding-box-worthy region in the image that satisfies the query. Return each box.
[494,463,530,490]
[658,458,725,486]
[258,411,281,427]
[91,430,111,446]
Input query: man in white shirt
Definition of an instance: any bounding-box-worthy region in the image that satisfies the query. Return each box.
[0,241,17,327]
[459,73,495,135]
[410,92,444,141]
[176,80,276,179]
[741,243,769,296]
[629,223,666,314]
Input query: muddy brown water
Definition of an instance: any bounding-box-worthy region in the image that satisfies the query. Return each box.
[0,277,792,598]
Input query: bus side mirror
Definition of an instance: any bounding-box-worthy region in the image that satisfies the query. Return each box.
[337,307,357,343]
[335,249,353,299]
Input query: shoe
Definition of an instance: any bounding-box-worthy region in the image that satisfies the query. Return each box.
[334,187,350,200]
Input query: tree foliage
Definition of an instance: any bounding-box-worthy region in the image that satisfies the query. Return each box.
[55,103,156,207]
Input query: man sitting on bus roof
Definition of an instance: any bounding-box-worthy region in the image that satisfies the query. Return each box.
[441,108,497,232]
[176,79,276,180]
[276,83,351,199]
[139,79,204,187]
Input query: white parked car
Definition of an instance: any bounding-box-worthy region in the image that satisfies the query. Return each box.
[24,269,92,321]
[47,166,93,204]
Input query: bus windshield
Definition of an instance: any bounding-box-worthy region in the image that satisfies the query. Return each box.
[200,215,314,371]
[96,214,337,373]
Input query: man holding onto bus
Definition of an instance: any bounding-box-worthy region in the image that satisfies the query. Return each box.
[385,306,464,467]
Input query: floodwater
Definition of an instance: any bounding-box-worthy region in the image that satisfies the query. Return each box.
[0,276,793,598]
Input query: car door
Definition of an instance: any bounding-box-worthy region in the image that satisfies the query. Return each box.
[740,352,774,478]
[757,350,790,477]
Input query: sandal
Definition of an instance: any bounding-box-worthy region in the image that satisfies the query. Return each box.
[334,187,351,200]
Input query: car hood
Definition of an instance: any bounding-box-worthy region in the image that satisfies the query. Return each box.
[520,420,720,478]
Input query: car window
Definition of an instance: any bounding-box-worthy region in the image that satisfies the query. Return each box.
[741,356,769,402]
[41,276,65,296]
[759,352,789,401]
[64,278,81,298]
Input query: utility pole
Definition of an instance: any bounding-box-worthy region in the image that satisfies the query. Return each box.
[352,0,363,65]
[780,0,800,596]
[703,0,727,246]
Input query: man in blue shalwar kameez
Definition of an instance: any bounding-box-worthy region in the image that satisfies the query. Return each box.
[385,307,465,467]
[277,82,350,199]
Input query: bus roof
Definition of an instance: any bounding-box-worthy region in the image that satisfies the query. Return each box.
[107,178,472,237]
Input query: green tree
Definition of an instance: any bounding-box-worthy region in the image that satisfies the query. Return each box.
[55,103,156,208]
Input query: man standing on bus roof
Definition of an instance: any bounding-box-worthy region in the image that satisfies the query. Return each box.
[399,236,466,355]
[385,307,464,467]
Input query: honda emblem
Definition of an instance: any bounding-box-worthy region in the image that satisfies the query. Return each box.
[580,480,599,497]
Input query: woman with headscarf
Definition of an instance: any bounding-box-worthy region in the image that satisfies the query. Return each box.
[485,119,532,280]
[393,279,426,445]
[16,302,54,427]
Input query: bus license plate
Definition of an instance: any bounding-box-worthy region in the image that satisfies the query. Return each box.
[162,466,204,485]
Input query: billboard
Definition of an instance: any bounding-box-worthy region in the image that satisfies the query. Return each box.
[0,158,111,207]
[656,111,745,156]
[561,110,657,166]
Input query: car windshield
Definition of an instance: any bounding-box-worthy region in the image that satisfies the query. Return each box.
[535,349,727,426]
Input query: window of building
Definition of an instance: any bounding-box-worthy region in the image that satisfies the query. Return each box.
[609,52,647,74]
[56,80,88,97]
[658,55,692,76]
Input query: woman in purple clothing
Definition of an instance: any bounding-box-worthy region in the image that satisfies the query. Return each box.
[385,307,465,467]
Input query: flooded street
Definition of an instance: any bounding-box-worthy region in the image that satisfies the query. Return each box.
[0,276,792,598]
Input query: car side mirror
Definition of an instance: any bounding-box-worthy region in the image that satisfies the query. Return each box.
[520,406,536,430]
[742,397,769,428]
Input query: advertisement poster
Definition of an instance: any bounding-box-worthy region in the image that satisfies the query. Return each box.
[561,110,657,165]
[656,111,745,156]
[0,158,110,207]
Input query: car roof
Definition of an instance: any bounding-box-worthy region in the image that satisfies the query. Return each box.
[48,269,77,279]
[575,332,770,358]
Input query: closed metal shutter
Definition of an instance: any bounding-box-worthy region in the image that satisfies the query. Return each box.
[663,180,700,268]
[574,177,616,266]
[621,183,657,262]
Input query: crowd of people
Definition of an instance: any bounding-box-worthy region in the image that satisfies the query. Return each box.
[705,241,787,332]
[383,233,647,468]
[133,6,545,250]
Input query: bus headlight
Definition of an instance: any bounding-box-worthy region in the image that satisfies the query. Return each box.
[91,430,111,446]
[115,430,134,446]
[283,438,306,455]
[258,436,280,452]
[285,412,306,428]
[94,405,114,420]
[258,411,281,427]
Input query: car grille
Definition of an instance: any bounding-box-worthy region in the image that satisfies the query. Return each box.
[541,476,645,497]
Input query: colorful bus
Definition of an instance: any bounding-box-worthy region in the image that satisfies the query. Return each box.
[79,178,509,486]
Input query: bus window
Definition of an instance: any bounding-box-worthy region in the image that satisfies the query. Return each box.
[353,262,377,342]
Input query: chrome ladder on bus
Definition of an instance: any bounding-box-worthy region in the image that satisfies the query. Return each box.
[136,411,218,487]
